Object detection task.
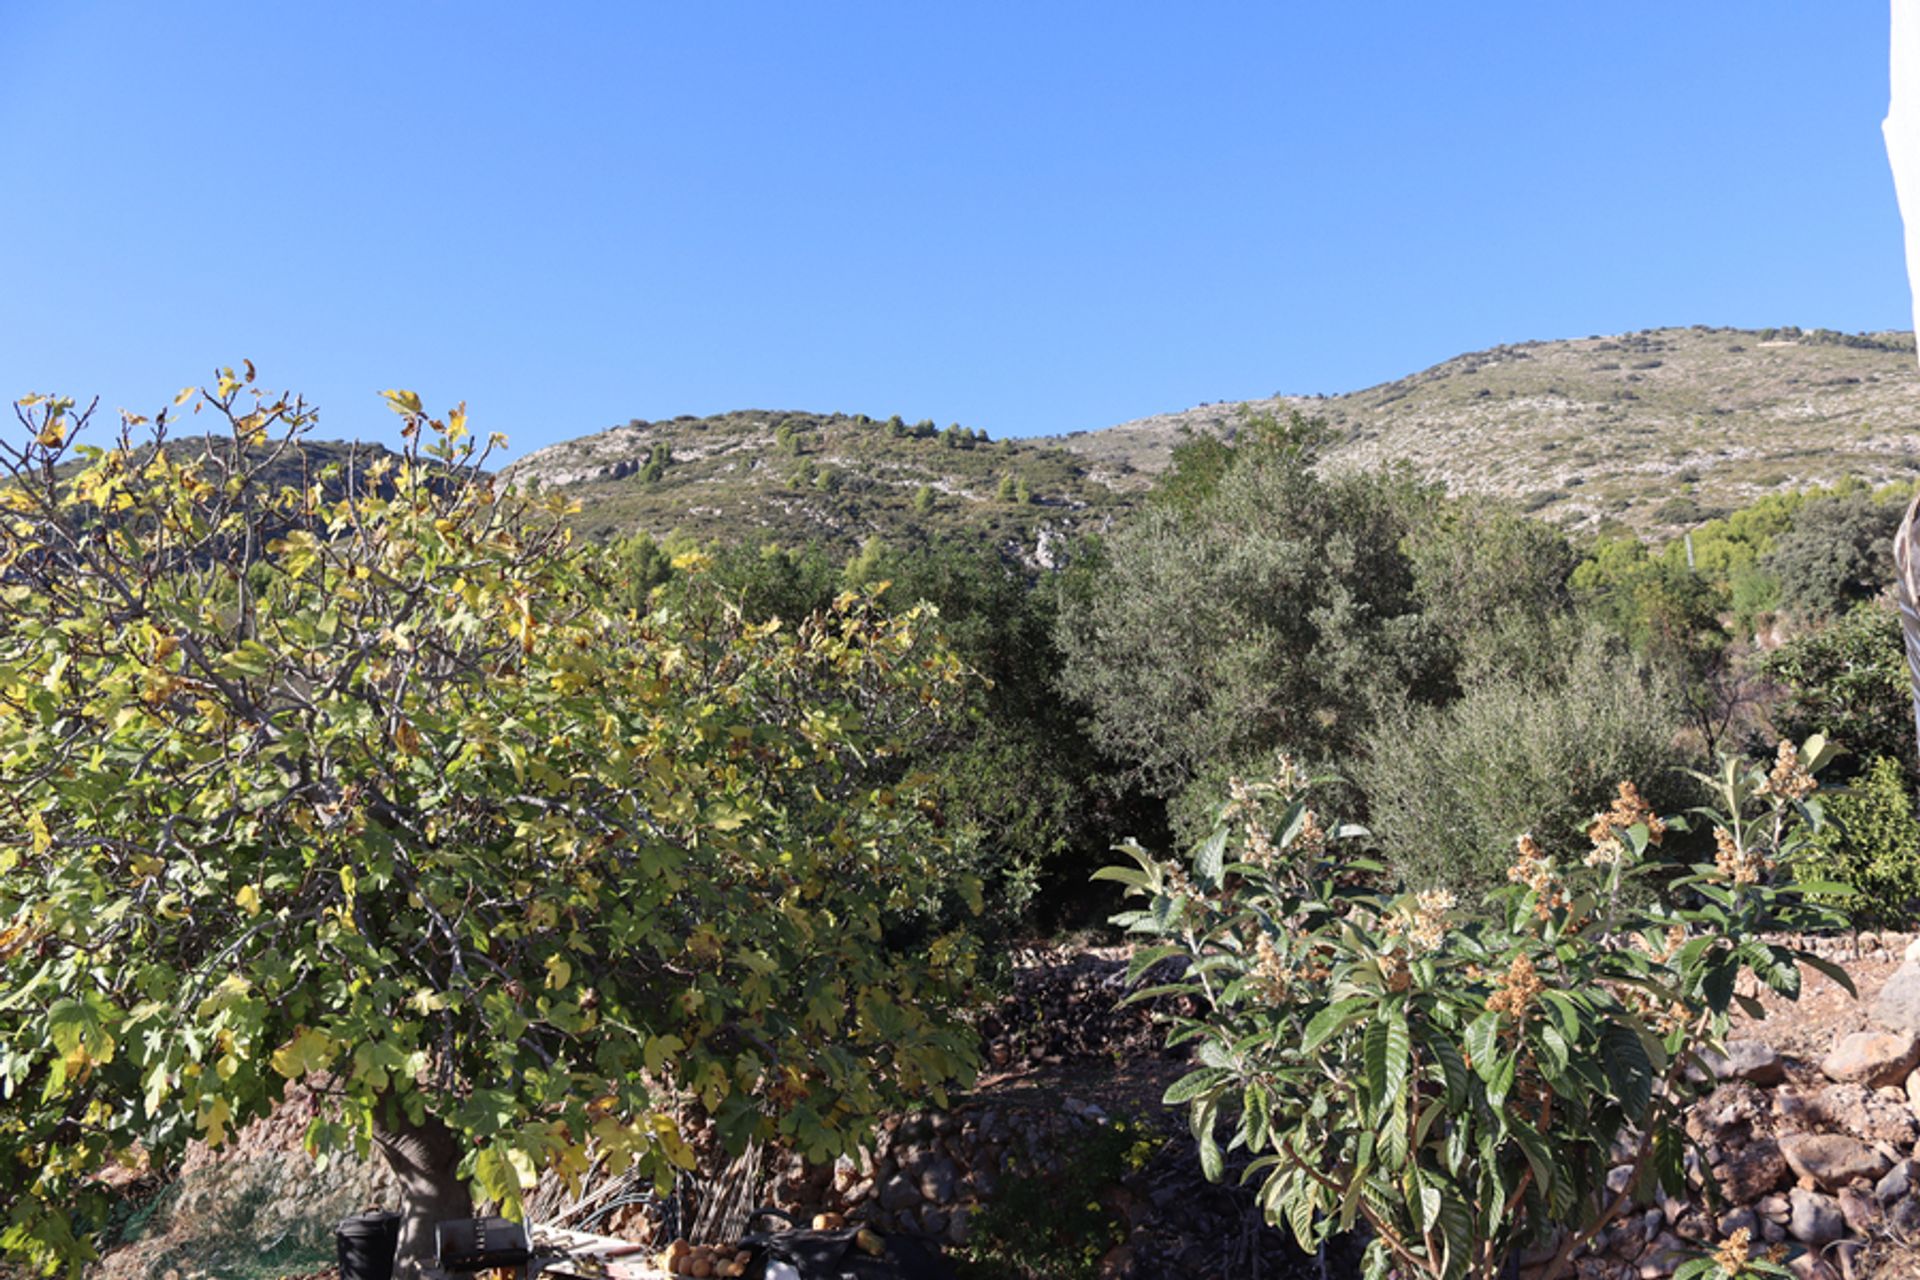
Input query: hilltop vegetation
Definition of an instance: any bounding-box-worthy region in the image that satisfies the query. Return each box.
[494,326,1920,554]
[1044,325,1920,534]
[503,409,1135,559]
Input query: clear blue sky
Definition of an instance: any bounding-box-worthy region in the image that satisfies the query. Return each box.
[0,3,1906,456]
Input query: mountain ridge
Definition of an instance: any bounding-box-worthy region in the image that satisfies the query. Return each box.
[502,325,1920,550]
[1037,324,1920,532]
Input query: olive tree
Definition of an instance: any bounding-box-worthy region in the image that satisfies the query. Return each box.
[0,376,979,1274]
[1054,414,1443,800]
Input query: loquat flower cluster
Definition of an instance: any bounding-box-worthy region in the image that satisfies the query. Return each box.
[1756,739,1816,803]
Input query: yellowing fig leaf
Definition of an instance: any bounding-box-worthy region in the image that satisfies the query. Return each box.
[270,1026,337,1080]
[643,1034,685,1075]
[381,388,424,417]
[197,1095,233,1147]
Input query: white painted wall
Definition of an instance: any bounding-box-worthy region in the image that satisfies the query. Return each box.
[1888,2,1920,766]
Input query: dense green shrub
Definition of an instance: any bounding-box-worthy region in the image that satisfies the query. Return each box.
[1403,501,1576,686]
[1758,603,1913,784]
[633,535,1157,933]
[1761,492,1901,622]
[1104,743,1844,1280]
[1054,414,1444,799]
[856,541,1155,929]
[1570,537,1764,755]
[1356,627,1693,895]
[1798,754,1920,927]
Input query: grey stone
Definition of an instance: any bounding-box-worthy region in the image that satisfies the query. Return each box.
[1714,1139,1789,1201]
[1704,1039,1787,1085]
[1875,1159,1913,1203]
[1806,1084,1920,1148]
[878,1172,921,1213]
[1822,1028,1920,1087]
[968,1161,999,1198]
[1779,1132,1892,1190]
[1837,1185,1880,1235]
[1638,1233,1684,1279]
[1873,958,1920,1032]
[1674,1209,1711,1243]
[917,1157,957,1204]
[1788,1187,1847,1247]
[1717,1207,1758,1237]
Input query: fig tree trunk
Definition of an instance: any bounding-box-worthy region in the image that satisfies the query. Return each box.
[372,1101,473,1277]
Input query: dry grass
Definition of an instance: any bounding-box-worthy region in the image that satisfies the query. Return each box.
[1854,1230,1920,1280]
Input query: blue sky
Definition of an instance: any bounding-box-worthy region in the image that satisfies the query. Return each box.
[0,3,1906,455]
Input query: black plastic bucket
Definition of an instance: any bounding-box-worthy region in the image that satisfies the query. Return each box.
[336,1210,402,1280]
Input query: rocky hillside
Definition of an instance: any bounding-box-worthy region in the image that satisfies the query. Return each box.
[502,410,1135,559]
[498,327,1920,551]
[1043,326,1920,534]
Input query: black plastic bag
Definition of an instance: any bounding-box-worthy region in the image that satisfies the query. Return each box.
[741,1211,954,1280]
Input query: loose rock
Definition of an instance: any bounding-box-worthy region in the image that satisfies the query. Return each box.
[1713,1140,1789,1202]
[1821,1029,1920,1087]
[1778,1134,1890,1190]
[1872,958,1920,1032]
[1703,1040,1786,1086]
[1788,1187,1847,1247]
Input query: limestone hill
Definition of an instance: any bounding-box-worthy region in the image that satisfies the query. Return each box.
[1043,326,1920,534]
